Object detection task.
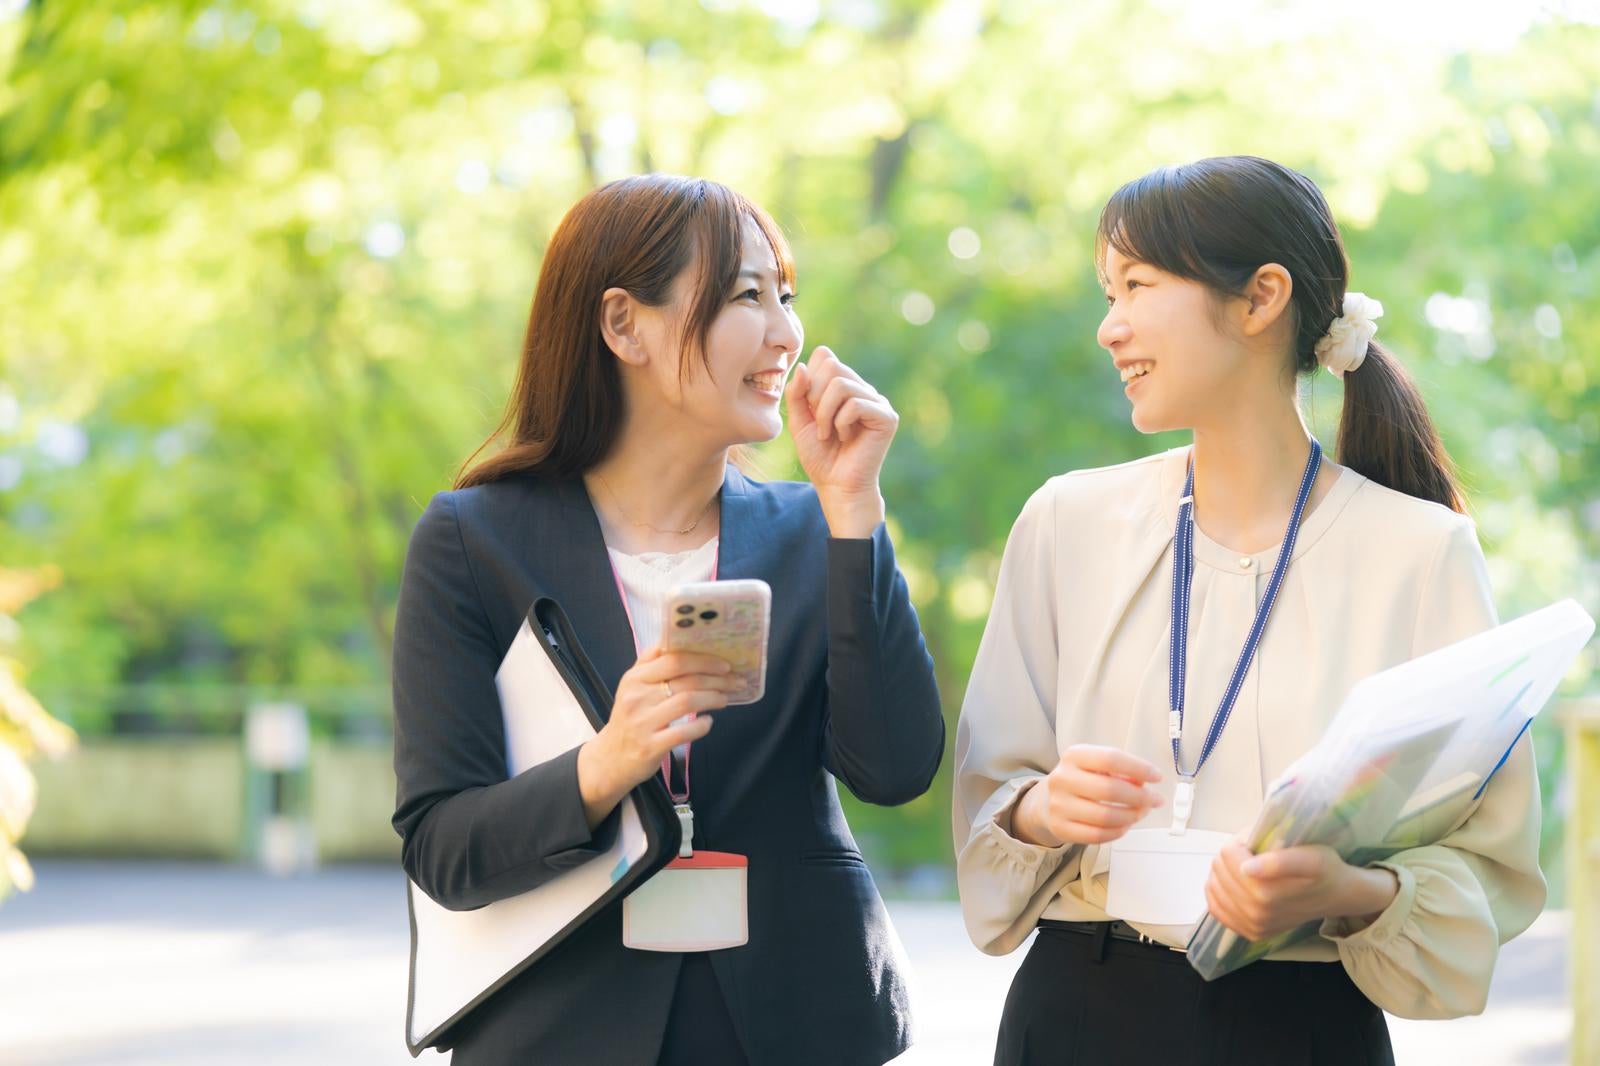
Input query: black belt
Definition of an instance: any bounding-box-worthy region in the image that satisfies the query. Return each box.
[1039,919,1188,954]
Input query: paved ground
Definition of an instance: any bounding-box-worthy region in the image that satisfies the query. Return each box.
[0,861,1572,1064]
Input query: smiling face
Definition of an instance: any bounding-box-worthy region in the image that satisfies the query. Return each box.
[630,218,803,448]
[1096,244,1255,435]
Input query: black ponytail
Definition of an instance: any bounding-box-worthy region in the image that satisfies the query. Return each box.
[1337,340,1462,511]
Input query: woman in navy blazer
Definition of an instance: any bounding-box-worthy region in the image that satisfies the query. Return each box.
[391,174,944,1065]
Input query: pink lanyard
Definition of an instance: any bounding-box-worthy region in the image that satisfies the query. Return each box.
[607,546,719,806]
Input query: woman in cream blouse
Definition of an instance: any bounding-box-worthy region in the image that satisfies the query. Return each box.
[954,156,1544,1065]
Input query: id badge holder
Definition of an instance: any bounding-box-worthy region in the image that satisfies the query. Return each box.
[1105,779,1229,926]
[623,805,749,952]
[1105,827,1230,926]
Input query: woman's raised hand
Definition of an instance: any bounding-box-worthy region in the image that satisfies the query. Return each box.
[1011,744,1166,848]
[575,645,740,828]
[784,345,899,538]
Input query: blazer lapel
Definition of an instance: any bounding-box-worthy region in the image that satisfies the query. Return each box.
[713,464,756,582]
[541,478,638,710]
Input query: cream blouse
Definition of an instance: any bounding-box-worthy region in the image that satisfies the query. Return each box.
[952,447,1546,1020]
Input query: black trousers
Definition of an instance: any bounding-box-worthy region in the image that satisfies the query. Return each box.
[996,922,1394,1066]
[657,954,749,1066]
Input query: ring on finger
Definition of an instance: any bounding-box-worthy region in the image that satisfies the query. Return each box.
[662,681,673,698]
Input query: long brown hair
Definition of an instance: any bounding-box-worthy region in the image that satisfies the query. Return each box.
[456,174,795,488]
[1096,156,1463,512]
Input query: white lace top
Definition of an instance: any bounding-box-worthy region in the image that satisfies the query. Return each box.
[606,537,719,653]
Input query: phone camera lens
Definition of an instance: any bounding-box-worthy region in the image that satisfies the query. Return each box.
[699,610,719,621]
[676,605,695,615]
[675,618,694,628]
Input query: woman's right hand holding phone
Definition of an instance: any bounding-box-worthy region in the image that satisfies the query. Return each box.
[576,646,738,829]
[1010,744,1165,848]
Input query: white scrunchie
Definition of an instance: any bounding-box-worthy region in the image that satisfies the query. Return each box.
[1315,292,1383,377]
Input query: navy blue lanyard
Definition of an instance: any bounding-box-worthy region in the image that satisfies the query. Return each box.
[1169,440,1322,801]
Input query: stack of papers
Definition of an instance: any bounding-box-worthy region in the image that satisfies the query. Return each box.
[1187,598,1595,980]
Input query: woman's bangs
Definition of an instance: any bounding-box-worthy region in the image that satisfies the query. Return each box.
[1095,169,1208,284]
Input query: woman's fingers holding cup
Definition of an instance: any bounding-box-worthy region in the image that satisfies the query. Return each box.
[1064,744,1163,785]
[1065,763,1164,810]
[1058,795,1146,830]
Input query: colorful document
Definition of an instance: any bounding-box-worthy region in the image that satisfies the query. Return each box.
[1186,598,1594,980]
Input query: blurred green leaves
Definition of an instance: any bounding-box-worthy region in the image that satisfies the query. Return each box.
[0,4,1596,871]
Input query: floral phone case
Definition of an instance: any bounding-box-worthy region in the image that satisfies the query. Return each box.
[661,579,771,705]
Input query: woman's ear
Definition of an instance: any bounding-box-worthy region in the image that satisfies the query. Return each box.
[1239,263,1293,338]
[599,287,649,367]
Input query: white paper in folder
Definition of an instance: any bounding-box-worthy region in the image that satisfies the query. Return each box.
[408,618,649,1048]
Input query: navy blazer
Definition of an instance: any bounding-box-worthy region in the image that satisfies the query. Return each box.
[392,465,945,1065]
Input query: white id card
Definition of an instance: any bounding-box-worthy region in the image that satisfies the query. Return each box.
[1105,828,1231,926]
[623,852,748,952]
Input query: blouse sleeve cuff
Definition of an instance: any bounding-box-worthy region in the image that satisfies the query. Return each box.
[1319,860,1416,948]
[984,778,1076,869]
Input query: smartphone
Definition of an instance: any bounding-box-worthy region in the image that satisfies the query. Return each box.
[661,579,772,705]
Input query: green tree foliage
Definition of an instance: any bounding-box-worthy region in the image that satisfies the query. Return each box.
[1,1,1595,870]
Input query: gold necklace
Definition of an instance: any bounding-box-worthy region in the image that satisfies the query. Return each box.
[594,471,719,536]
